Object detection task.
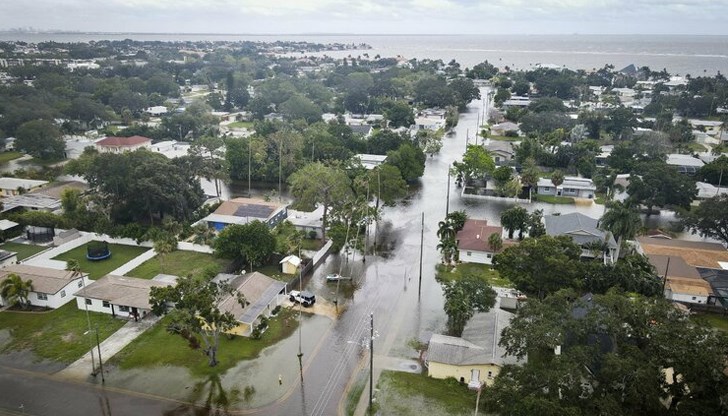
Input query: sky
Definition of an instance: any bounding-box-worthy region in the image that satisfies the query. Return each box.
[1,0,728,35]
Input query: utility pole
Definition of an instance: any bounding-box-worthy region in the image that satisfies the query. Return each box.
[717,168,724,196]
[466,128,469,147]
[662,256,671,294]
[418,212,424,297]
[446,166,451,216]
[369,313,374,414]
[278,138,283,202]
[248,138,252,198]
[95,328,104,383]
[297,248,304,382]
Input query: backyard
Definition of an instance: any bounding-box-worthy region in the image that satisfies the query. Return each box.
[53,242,149,279]
[110,307,299,377]
[436,263,513,288]
[0,241,47,260]
[127,250,230,279]
[0,151,23,164]
[374,371,480,416]
[0,302,126,364]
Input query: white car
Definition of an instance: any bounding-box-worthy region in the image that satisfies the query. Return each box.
[326,273,351,282]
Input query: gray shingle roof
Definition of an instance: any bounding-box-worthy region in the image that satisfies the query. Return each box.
[544,213,617,249]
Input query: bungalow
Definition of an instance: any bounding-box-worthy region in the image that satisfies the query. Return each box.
[354,154,388,170]
[1,180,87,213]
[287,205,324,239]
[0,177,48,197]
[536,177,596,199]
[216,272,287,336]
[695,182,728,200]
[145,106,168,116]
[74,274,177,320]
[413,117,446,131]
[647,254,712,305]
[501,96,531,110]
[544,213,618,264]
[0,264,89,309]
[95,135,152,153]
[484,140,515,166]
[635,236,728,271]
[666,154,704,175]
[489,122,519,137]
[201,198,288,231]
[456,219,504,265]
[350,124,372,138]
[427,308,521,388]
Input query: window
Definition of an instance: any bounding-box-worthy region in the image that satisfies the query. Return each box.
[60,290,66,298]
[466,251,472,256]
[78,280,83,288]
[488,371,493,378]
[543,187,551,192]
[486,253,492,259]
[102,301,110,308]
[85,299,92,305]
[37,292,48,301]
[119,306,130,312]
[692,296,697,300]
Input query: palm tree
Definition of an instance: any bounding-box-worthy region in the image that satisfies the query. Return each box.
[599,201,642,263]
[488,233,503,253]
[437,239,457,265]
[192,223,216,246]
[437,220,456,242]
[551,169,565,189]
[0,274,33,309]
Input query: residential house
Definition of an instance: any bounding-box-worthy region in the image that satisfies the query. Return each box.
[595,145,613,167]
[544,213,618,264]
[695,182,728,200]
[74,274,177,320]
[501,96,531,110]
[95,135,152,153]
[287,205,325,239]
[666,154,704,175]
[489,122,520,137]
[456,219,504,265]
[536,177,596,199]
[0,177,48,197]
[413,116,446,131]
[0,264,89,309]
[145,106,168,116]
[201,198,288,231]
[353,154,388,170]
[699,268,728,308]
[484,140,515,166]
[636,236,728,271]
[1,181,87,213]
[350,124,372,138]
[647,254,712,305]
[215,272,287,336]
[427,308,521,388]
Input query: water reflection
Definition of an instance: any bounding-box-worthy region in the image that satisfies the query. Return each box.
[162,373,246,416]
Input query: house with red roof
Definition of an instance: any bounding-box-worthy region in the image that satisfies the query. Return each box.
[95,135,152,153]
[456,219,505,265]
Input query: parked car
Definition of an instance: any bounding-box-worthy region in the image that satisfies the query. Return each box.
[289,290,316,307]
[326,273,351,282]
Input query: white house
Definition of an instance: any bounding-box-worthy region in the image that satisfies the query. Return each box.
[215,272,287,336]
[145,106,168,116]
[287,206,325,239]
[456,219,504,265]
[0,264,89,309]
[0,177,48,197]
[537,177,596,199]
[353,154,388,170]
[666,154,704,175]
[74,274,177,320]
[544,213,618,264]
[95,135,152,153]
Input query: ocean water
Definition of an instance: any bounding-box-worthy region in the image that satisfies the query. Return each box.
[1,33,727,75]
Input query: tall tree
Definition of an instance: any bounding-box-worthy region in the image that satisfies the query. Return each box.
[493,235,582,299]
[0,274,32,310]
[627,161,697,215]
[599,201,641,262]
[500,206,529,240]
[550,169,565,188]
[15,119,66,160]
[385,143,426,183]
[150,276,246,367]
[680,194,728,246]
[213,221,276,270]
[441,274,496,336]
[288,162,352,241]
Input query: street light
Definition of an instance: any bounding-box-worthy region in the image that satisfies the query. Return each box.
[84,327,105,383]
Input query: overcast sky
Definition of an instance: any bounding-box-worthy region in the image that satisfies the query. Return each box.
[1,0,727,35]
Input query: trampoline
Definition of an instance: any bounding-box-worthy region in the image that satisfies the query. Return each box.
[86,241,111,261]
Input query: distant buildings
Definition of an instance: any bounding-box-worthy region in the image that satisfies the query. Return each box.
[95,135,152,153]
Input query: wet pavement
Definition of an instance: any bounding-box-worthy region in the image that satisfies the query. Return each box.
[0,90,678,415]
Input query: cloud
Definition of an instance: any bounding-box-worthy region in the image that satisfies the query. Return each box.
[1,0,727,33]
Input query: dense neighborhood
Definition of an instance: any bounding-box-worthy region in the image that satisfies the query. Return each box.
[0,38,727,415]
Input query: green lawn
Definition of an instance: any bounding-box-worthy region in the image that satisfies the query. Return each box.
[534,194,575,204]
[375,371,479,416]
[345,372,369,416]
[301,238,324,251]
[0,151,23,164]
[687,143,708,153]
[0,303,126,364]
[255,264,295,282]
[695,314,728,331]
[436,263,513,288]
[227,121,254,129]
[110,307,299,377]
[53,242,149,280]
[0,242,47,260]
[127,250,229,279]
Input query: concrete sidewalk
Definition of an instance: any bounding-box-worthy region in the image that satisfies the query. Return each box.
[109,249,157,276]
[55,316,159,381]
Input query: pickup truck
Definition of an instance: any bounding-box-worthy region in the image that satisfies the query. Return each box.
[289,290,316,307]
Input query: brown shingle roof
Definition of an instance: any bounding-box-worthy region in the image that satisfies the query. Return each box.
[647,254,702,280]
[74,275,172,310]
[96,135,151,147]
[637,236,728,269]
[0,264,85,295]
[456,219,503,252]
[213,198,284,218]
